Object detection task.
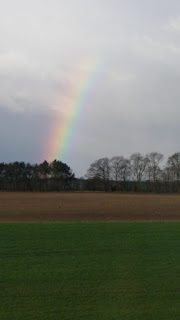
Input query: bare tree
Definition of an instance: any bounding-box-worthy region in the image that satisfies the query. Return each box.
[146,152,164,182]
[110,156,123,182]
[130,153,149,182]
[110,156,130,189]
[160,167,173,182]
[167,153,180,181]
[86,157,111,190]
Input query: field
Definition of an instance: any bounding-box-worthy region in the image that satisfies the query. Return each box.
[1,192,180,222]
[1,193,180,319]
[1,222,180,320]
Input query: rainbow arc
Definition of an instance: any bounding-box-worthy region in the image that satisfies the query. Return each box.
[47,59,102,162]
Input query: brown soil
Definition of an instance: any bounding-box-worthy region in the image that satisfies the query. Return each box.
[0,192,180,222]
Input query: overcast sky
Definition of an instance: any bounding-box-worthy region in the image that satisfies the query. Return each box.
[1,0,180,177]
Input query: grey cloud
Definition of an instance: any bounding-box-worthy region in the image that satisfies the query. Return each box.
[1,0,180,176]
[0,108,54,162]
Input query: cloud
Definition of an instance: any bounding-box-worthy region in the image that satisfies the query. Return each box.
[168,15,180,32]
[1,1,180,176]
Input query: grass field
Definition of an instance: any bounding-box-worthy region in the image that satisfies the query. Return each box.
[1,192,180,221]
[1,222,180,319]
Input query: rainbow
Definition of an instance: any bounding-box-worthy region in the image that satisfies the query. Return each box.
[47,59,102,162]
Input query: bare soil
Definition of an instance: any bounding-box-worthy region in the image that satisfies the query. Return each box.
[1,192,180,222]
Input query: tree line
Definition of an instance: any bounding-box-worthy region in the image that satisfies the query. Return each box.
[0,160,74,191]
[85,152,180,192]
[1,152,180,192]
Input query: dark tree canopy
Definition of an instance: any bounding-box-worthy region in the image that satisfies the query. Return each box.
[0,160,74,191]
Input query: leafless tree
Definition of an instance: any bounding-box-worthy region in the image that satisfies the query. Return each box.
[86,157,111,190]
[167,153,180,181]
[146,152,164,182]
[110,156,130,183]
[160,167,173,182]
[130,153,149,182]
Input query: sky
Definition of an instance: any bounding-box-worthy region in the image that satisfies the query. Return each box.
[1,0,180,177]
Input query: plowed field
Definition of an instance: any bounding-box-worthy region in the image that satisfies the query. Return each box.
[1,192,180,222]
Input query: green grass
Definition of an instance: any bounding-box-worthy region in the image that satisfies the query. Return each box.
[1,222,180,319]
